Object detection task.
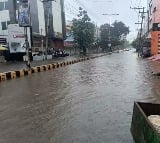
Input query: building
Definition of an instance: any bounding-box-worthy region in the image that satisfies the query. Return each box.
[64,21,74,48]
[0,0,66,51]
[145,0,160,55]
[150,0,160,55]
[0,0,16,36]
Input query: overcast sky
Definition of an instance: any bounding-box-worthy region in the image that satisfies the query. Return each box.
[65,0,147,41]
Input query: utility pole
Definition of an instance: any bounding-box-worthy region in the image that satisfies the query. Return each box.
[45,6,50,60]
[18,0,31,69]
[41,28,45,61]
[102,13,119,52]
[131,7,147,57]
[24,27,31,69]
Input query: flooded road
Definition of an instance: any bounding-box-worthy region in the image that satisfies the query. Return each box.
[0,51,159,143]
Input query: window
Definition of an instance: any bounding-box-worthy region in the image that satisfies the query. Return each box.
[1,22,7,30]
[0,2,4,11]
[1,21,10,30]
[153,7,156,13]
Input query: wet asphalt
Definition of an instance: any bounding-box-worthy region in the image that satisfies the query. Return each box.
[0,51,159,143]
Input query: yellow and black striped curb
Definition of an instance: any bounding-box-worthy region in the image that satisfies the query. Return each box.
[0,54,105,82]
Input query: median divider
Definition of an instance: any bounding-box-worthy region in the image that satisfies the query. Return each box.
[31,67,38,73]
[15,70,24,77]
[0,54,106,82]
[0,73,6,81]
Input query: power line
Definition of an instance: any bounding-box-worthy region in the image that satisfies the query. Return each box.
[131,6,147,56]
[73,0,101,23]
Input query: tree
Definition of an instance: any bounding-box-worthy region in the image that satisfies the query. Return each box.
[100,23,110,51]
[72,8,95,54]
[131,38,139,49]
[100,21,130,51]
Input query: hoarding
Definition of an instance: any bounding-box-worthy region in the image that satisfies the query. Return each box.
[8,24,31,53]
[18,0,31,27]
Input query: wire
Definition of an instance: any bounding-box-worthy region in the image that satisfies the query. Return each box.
[73,0,101,23]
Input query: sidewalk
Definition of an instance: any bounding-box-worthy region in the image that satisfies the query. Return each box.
[0,54,104,73]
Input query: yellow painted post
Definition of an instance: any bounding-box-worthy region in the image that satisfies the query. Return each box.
[0,73,6,81]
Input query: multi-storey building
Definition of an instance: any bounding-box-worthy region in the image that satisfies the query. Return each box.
[147,0,160,55]
[0,0,66,50]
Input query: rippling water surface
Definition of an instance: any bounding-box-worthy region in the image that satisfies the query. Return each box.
[0,51,160,143]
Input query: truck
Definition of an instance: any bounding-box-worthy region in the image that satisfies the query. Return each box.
[3,24,32,61]
[131,102,160,143]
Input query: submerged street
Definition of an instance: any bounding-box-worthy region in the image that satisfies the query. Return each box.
[0,51,160,143]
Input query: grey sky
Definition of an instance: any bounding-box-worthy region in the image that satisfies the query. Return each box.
[65,0,147,41]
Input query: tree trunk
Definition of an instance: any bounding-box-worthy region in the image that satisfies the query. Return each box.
[83,46,86,55]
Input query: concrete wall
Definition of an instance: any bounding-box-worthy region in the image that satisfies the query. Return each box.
[36,0,46,36]
[147,0,160,55]
[152,0,160,24]
[0,0,15,35]
[5,0,16,23]
[29,0,39,35]
[52,0,62,34]
[0,10,9,35]
[147,0,160,29]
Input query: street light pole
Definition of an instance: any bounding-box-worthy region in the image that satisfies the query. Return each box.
[102,13,119,52]
[24,27,31,69]
[41,28,45,61]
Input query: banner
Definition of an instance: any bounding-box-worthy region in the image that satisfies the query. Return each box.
[18,0,31,27]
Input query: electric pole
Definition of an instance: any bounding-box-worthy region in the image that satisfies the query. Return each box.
[131,7,147,57]
[41,28,44,61]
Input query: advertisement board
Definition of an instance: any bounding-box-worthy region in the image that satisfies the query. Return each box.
[18,0,31,27]
[8,24,31,53]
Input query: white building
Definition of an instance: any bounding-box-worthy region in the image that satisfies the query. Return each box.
[0,0,66,49]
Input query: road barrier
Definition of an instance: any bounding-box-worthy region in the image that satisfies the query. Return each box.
[15,70,24,77]
[0,54,106,82]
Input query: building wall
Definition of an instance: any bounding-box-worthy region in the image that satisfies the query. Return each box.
[52,0,63,37]
[152,0,160,24]
[5,0,16,23]
[147,0,160,55]
[29,0,39,35]
[36,0,45,36]
[151,31,158,55]
[148,0,153,30]
[0,0,14,36]
[60,0,66,39]
[0,10,9,35]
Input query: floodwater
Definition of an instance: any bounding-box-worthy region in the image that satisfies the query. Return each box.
[0,51,159,143]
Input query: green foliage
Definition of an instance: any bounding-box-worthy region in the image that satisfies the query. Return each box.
[72,8,95,54]
[131,38,139,49]
[100,21,130,51]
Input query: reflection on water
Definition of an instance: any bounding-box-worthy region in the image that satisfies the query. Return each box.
[0,51,159,143]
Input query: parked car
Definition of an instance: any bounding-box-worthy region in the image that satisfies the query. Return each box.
[53,50,69,57]
[33,51,43,56]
